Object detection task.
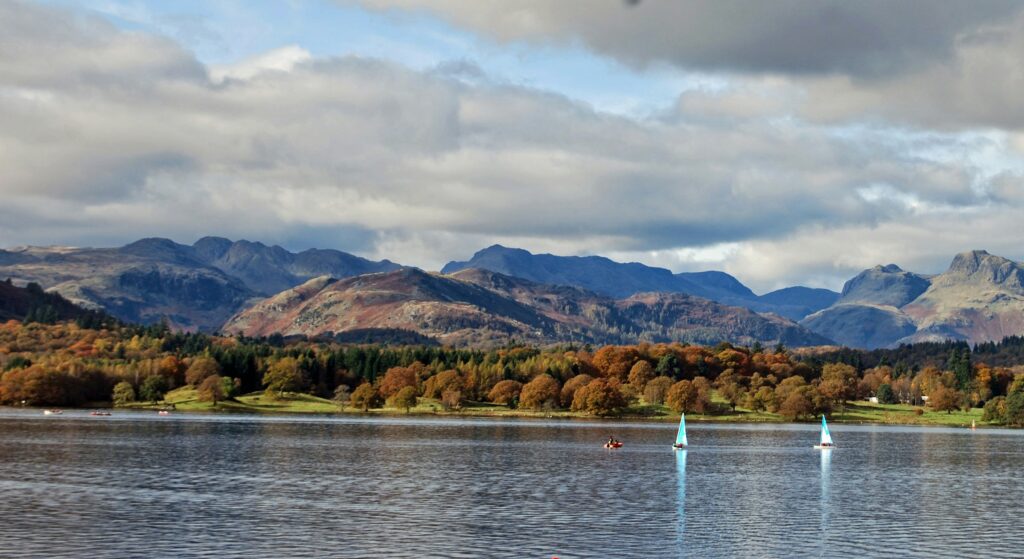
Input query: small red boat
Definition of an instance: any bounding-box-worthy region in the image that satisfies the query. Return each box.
[604,441,623,449]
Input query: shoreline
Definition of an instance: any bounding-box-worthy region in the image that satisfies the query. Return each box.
[8,398,990,428]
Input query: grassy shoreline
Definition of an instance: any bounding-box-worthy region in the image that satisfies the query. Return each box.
[87,387,989,428]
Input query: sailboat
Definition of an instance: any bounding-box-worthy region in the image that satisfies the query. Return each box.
[814,415,835,449]
[672,413,688,449]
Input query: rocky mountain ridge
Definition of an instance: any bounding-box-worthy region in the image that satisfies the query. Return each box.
[223,267,833,347]
[0,238,400,330]
[801,250,1024,348]
[442,244,839,320]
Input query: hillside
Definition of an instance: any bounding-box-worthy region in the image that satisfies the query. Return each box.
[0,238,400,331]
[441,245,837,320]
[0,280,93,323]
[224,267,833,347]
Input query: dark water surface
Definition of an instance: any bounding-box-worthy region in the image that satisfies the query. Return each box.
[0,409,1022,558]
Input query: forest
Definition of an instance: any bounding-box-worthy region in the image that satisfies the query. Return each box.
[3,317,1024,426]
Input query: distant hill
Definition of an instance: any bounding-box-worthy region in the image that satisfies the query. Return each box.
[191,236,401,295]
[801,250,1024,349]
[0,279,98,323]
[0,238,400,331]
[441,245,703,298]
[441,245,837,320]
[223,267,833,347]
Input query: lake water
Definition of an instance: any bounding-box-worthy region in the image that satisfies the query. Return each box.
[0,410,1021,558]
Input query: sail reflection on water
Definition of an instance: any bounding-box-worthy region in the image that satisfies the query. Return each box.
[675,449,688,554]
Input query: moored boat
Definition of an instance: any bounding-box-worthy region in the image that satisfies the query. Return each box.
[43,409,63,415]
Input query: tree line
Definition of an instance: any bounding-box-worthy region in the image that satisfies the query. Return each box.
[3,319,1024,423]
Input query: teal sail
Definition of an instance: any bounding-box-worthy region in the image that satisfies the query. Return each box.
[675,414,688,447]
[820,415,833,446]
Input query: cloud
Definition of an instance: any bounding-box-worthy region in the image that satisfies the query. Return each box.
[209,45,312,82]
[2,0,1024,292]
[352,1,1024,132]
[351,0,1020,77]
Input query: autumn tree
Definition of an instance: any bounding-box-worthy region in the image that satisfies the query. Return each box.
[627,361,655,392]
[745,386,775,412]
[262,357,305,400]
[378,365,419,399]
[519,374,561,410]
[487,380,523,407]
[570,378,627,416]
[928,385,962,414]
[666,380,695,414]
[423,370,463,399]
[157,355,186,386]
[778,387,814,420]
[388,386,418,413]
[185,356,221,387]
[560,374,594,408]
[197,374,225,405]
[775,376,812,419]
[112,381,135,407]
[351,383,381,412]
[592,346,640,381]
[715,371,745,411]
[643,376,673,405]
[691,376,713,414]
[818,363,858,410]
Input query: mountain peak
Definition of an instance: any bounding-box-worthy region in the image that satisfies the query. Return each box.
[838,262,930,307]
[120,238,193,261]
[192,236,234,259]
[945,250,1022,286]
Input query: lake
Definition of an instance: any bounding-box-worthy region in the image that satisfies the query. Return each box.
[0,409,1021,558]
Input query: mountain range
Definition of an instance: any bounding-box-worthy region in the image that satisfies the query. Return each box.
[222,267,831,347]
[800,250,1024,348]
[3,237,1024,350]
[0,238,399,330]
[442,245,839,320]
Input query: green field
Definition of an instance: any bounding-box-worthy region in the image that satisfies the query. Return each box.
[129,387,987,427]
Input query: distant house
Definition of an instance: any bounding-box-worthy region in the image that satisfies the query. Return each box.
[868,396,879,404]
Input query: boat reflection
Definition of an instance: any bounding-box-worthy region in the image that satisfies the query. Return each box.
[675,449,688,554]
[820,445,831,552]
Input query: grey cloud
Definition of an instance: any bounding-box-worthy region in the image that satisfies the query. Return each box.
[353,0,1020,78]
[355,1,1024,131]
[1,0,1022,290]
[802,13,1024,130]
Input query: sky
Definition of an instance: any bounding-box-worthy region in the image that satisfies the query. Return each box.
[2,0,1024,293]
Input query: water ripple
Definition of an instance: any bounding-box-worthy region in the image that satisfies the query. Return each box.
[0,410,1021,558]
